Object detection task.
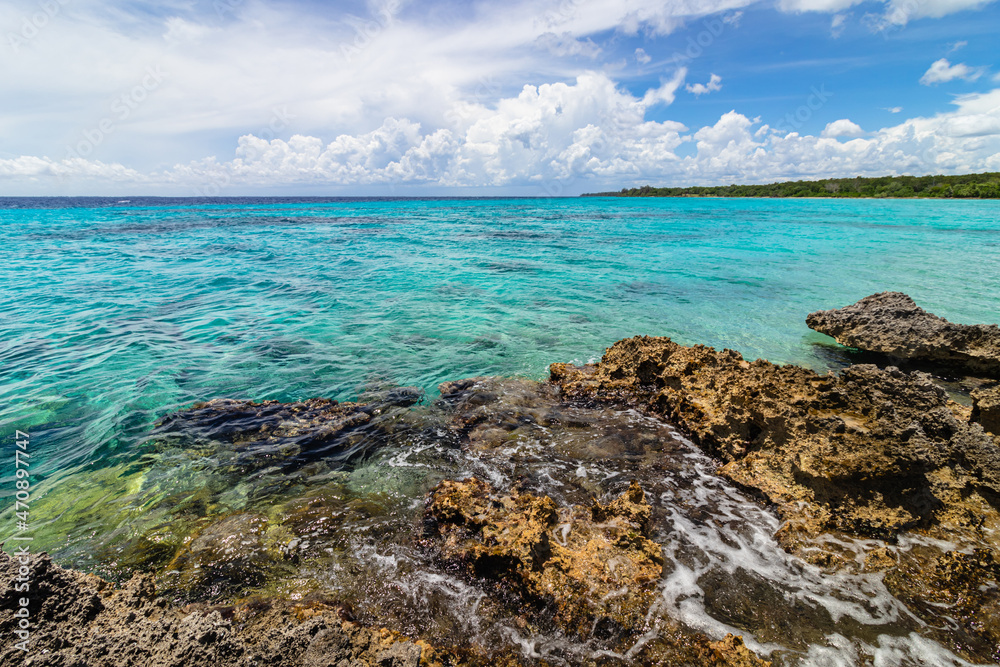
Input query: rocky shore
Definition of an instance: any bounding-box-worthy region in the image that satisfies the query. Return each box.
[6,293,1000,665]
[806,291,1000,377]
[0,550,426,667]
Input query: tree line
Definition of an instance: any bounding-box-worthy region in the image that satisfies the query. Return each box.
[586,172,1000,199]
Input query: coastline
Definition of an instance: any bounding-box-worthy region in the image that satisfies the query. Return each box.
[6,303,1000,664]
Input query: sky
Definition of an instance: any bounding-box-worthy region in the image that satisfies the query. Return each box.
[0,0,998,195]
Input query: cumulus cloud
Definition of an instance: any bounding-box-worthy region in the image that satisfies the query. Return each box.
[920,58,983,84]
[4,78,998,195]
[635,47,652,64]
[822,119,865,137]
[686,73,722,96]
[885,106,903,113]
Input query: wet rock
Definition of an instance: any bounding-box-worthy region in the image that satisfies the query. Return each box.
[0,550,429,667]
[806,292,1000,377]
[161,513,279,599]
[973,385,1000,435]
[863,546,896,571]
[700,567,832,649]
[424,478,664,639]
[550,336,1000,539]
[151,397,376,469]
[704,634,773,667]
[885,547,1000,663]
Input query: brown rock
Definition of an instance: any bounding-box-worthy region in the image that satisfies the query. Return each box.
[806,292,1000,377]
[0,550,429,667]
[973,385,1000,435]
[550,336,1000,539]
[424,478,664,639]
[704,633,772,667]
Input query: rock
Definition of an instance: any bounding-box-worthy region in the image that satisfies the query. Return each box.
[151,397,376,468]
[973,385,1000,435]
[704,634,773,667]
[550,336,1000,539]
[161,513,277,599]
[0,550,428,667]
[806,292,1000,377]
[885,547,1000,661]
[424,478,664,639]
[863,546,896,571]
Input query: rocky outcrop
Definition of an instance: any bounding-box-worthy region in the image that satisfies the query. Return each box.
[422,478,771,666]
[806,292,1000,376]
[424,478,664,639]
[0,550,426,667]
[550,336,1000,540]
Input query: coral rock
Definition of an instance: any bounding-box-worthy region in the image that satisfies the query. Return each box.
[806,292,1000,376]
[425,478,664,638]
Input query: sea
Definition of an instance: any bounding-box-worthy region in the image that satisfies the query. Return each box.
[2,196,999,665]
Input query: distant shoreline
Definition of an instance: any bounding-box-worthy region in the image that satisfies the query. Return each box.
[584,172,1000,199]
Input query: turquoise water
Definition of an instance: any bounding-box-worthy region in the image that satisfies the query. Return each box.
[2,196,999,481]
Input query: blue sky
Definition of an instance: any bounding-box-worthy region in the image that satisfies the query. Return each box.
[0,0,998,195]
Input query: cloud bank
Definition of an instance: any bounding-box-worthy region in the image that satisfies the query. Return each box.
[4,76,998,195]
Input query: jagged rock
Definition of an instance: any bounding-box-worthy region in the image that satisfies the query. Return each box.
[0,550,428,667]
[973,385,1000,435]
[550,336,1000,539]
[806,292,1000,376]
[424,478,664,639]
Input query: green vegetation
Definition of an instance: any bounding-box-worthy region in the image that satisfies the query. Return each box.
[586,172,1000,199]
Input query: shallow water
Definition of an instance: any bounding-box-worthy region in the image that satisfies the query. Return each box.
[2,196,999,664]
[7,376,988,665]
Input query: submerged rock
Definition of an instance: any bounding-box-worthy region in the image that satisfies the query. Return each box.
[550,336,1000,540]
[161,513,279,599]
[151,397,377,468]
[806,292,1000,377]
[424,478,664,640]
[0,550,427,667]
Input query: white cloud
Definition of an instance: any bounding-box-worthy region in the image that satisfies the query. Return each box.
[949,40,968,53]
[830,13,848,36]
[778,0,865,12]
[874,0,996,29]
[884,106,903,113]
[635,47,652,64]
[920,58,983,85]
[534,32,602,58]
[642,67,688,106]
[822,119,864,137]
[686,73,723,96]
[0,156,144,180]
[5,79,999,195]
